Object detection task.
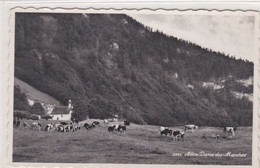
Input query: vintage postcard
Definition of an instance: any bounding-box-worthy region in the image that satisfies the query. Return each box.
[6,5,260,168]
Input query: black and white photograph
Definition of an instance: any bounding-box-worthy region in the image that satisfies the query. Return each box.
[10,9,259,166]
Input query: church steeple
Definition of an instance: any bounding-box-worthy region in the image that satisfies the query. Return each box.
[68,99,72,109]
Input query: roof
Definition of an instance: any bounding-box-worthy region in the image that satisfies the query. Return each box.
[51,106,71,115]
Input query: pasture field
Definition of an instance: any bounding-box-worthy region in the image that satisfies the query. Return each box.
[13,119,252,165]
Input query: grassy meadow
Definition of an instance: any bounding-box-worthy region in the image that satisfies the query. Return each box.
[13,119,252,165]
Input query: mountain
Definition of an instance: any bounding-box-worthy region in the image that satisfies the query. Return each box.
[14,13,253,126]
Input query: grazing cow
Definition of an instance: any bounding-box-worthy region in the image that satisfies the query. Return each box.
[108,124,121,133]
[223,127,237,138]
[159,126,168,132]
[45,123,55,132]
[64,124,73,132]
[56,124,65,132]
[31,122,42,131]
[60,122,68,125]
[73,125,81,132]
[112,124,120,130]
[172,130,185,141]
[92,121,100,127]
[104,119,109,125]
[84,123,92,130]
[117,125,126,134]
[72,119,79,124]
[159,127,172,136]
[91,123,96,128]
[124,120,130,126]
[58,126,65,132]
[160,129,172,136]
[55,124,63,131]
[108,125,115,132]
[23,122,29,128]
[184,124,198,133]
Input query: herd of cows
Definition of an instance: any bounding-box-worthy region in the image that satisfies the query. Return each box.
[16,119,238,141]
[20,119,130,134]
[159,125,237,141]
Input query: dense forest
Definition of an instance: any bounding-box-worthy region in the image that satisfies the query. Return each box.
[14,13,253,126]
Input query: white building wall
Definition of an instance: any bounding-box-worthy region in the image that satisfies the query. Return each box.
[51,111,72,121]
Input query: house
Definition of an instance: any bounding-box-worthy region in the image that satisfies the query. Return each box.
[50,100,73,121]
[112,114,119,122]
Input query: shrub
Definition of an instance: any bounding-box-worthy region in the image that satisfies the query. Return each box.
[41,115,52,120]
[28,114,39,120]
[14,110,30,120]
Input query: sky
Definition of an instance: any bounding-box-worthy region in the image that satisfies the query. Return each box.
[129,14,256,62]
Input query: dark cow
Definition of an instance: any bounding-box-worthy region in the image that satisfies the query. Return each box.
[64,124,73,132]
[108,124,122,133]
[60,122,68,125]
[91,123,96,128]
[73,125,81,132]
[113,124,120,130]
[117,125,126,134]
[124,120,130,126]
[92,121,100,127]
[160,129,172,136]
[84,123,92,130]
[223,127,237,138]
[172,130,185,141]
[108,125,115,132]
[45,123,54,131]
[159,127,172,136]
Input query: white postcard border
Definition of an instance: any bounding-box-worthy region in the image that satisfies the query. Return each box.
[5,5,260,168]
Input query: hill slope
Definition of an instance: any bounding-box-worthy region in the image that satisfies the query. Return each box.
[14,77,61,105]
[14,13,253,126]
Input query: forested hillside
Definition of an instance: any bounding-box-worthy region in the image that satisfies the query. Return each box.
[14,13,253,126]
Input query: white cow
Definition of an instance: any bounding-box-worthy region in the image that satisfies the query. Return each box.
[45,123,55,132]
[104,119,109,125]
[31,122,42,131]
[224,127,237,138]
[184,124,198,133]
[172,130,185,141]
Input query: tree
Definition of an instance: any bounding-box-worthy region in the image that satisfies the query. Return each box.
[29,102,45,115]
[72,100,89,121]
[13,85,30,111]
[87,94,108,119]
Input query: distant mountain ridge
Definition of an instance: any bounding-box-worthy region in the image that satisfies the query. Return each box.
[14,13,253,126]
